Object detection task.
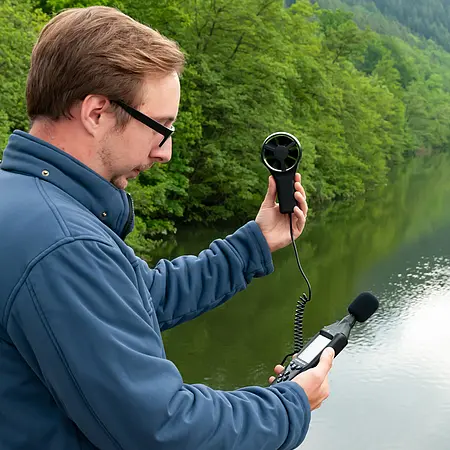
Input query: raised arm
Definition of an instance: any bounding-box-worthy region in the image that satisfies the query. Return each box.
[142,221,274,330]
[145,173,308,330]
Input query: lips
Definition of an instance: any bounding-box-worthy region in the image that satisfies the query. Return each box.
[130,163,153,178]
[128,169,140,179]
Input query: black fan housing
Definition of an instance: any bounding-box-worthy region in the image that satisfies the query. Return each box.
[261,132,302,173]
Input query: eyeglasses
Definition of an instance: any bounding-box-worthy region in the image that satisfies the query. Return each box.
[112,100,175,147]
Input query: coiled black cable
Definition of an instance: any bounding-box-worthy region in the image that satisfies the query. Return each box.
[280,213,312,366]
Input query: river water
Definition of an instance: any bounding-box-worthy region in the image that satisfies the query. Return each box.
[161,154,450,449]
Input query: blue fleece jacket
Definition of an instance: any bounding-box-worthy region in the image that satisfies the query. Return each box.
[0,131,311,450]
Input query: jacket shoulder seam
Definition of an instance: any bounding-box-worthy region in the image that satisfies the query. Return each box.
[36,178,71,237]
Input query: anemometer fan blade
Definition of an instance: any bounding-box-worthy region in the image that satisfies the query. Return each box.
[263,143,276,153]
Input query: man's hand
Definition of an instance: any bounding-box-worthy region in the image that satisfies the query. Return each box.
[255,173,308,253]
[268,348,334,411]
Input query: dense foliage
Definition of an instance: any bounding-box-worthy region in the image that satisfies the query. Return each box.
[321,0,450,52]
[1,0,450,260]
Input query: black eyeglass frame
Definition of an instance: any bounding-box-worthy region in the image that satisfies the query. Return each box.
[112,100,175,147]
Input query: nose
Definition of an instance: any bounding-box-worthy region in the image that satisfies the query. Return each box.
[153,138,172,163]
[161,138,172,162]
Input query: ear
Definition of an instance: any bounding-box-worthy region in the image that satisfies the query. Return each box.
[79,95,114,137]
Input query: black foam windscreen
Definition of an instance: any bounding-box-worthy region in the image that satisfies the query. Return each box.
[348,292,379,323]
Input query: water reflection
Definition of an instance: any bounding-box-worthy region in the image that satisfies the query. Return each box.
[160,154,450,449]
[302,251,450,450]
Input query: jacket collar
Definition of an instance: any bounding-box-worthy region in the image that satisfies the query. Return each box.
[0,130,134,239]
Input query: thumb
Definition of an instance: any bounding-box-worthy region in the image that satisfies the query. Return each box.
[261,176,277,208]
[314,347,335,378]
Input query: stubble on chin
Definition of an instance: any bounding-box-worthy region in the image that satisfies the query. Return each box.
[111,175,128,190]
[98,140,128,190]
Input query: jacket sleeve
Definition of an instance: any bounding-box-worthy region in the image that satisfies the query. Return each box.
[141,221,275,330]
[7,238,311,450]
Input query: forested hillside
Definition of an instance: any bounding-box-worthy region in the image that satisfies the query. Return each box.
[319,0,450,52]
[1,0,450,260]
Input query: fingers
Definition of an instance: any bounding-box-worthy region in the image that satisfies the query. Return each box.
[261,176,277,208]
[274,364,285,375]
[293,208,305,236]
[320,377,330,399]
[306,368,331,411]
[312,377,330,410]
[293,185,308,231]
[294,180,306,199]
[294,173,307,218]
[291,347,334,411]
[313,347,335,379]
[268,364,285,384]
[294,192,308,218]
[261,173,305,212]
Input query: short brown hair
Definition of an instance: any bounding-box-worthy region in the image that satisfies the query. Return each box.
[27,6,185,124]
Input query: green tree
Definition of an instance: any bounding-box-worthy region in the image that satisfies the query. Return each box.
[0,0,48,148]
[3,0,450,261]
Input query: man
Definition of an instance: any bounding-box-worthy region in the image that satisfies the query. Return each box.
[0,6,334,450]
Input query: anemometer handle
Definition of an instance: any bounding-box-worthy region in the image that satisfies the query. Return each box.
[273,171,297,214]
[261,132,302,214]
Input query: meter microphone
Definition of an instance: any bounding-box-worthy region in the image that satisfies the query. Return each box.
[272,291,379,384]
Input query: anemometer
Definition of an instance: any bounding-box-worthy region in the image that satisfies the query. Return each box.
[261,132,311,365]
[261,132,303,214]
[260,132,379,381]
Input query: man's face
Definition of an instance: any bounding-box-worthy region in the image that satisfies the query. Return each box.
[101,72,181,189]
